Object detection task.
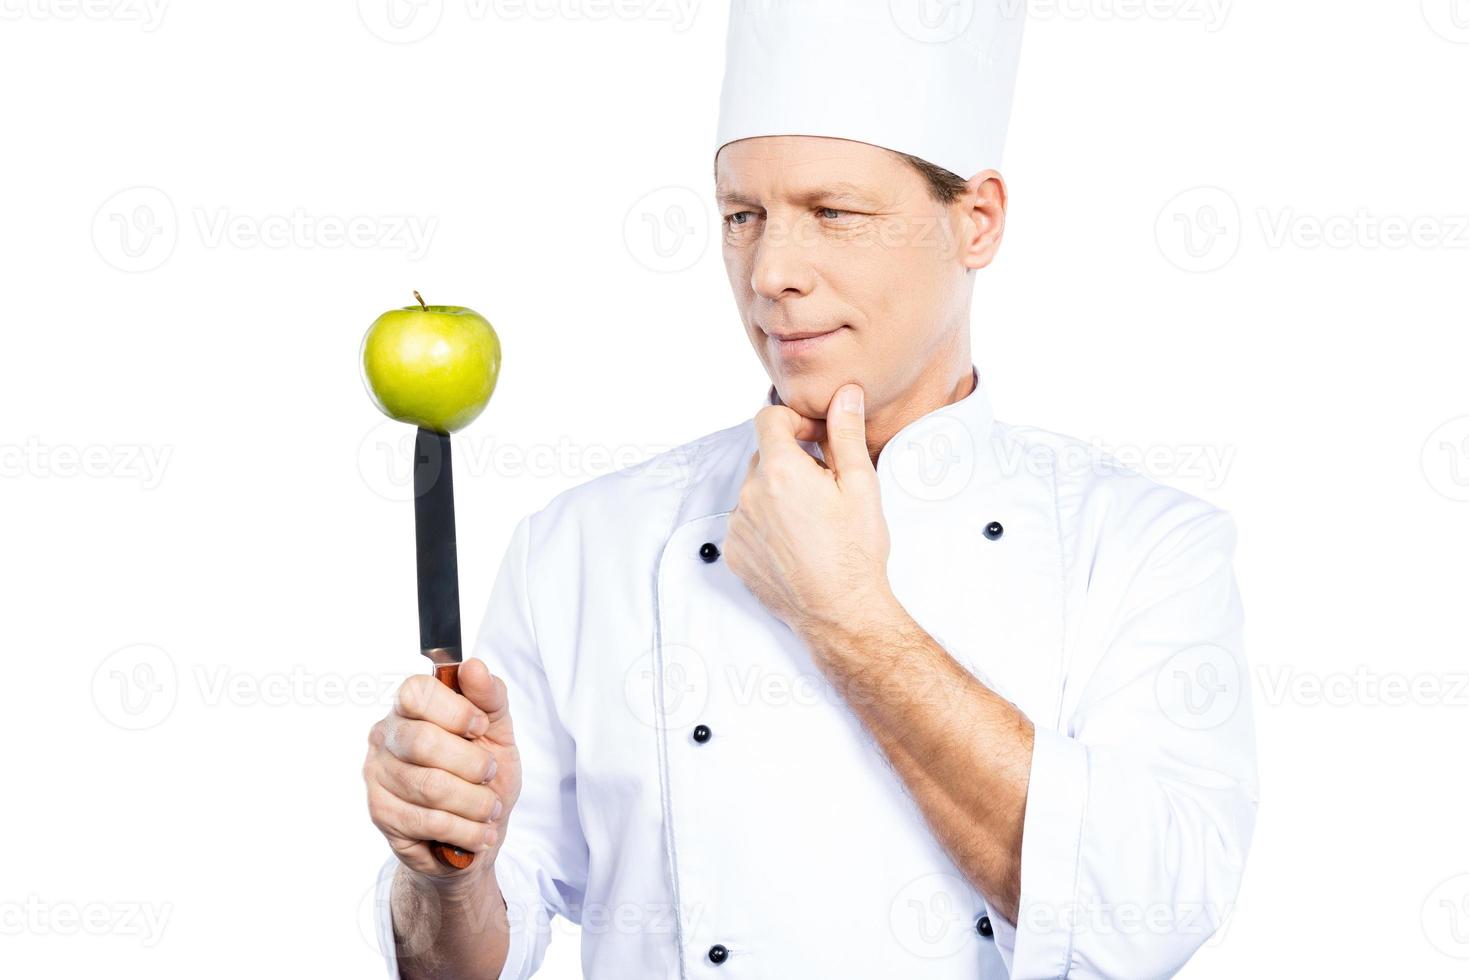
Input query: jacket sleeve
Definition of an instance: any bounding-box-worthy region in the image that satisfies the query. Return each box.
[376,511,590,979]
[995,505,1259,979]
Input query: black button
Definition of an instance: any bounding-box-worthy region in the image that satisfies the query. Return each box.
[983,521,1004,541]
[976,915,993,938]
[707,943,729,964]
[692,724,711,744]
[699,542,721,563]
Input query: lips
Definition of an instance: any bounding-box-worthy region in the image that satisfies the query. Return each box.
[762,325,843,341]
[763,324,846,357]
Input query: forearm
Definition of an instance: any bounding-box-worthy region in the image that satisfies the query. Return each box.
[393,861,511,980]
[800,593,1034,922]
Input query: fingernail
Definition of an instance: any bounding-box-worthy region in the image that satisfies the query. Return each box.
[467,714,488,737]
[490,800,503,820]
[842,387,863,413]
[484,756,498,782]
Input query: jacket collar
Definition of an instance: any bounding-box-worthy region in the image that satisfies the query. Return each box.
[758,365,996,506]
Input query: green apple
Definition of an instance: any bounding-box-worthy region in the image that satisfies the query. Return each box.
[361,293,501,434]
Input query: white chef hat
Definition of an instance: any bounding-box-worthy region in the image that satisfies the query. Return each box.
[714,0,1027,181]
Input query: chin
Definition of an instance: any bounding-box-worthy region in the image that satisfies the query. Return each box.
[771,375,840,419]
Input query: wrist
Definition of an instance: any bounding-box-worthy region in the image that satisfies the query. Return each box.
[796,582,907,648]
[400,854,501,906]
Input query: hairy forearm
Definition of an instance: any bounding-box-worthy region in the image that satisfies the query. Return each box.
[799,593,1034,923]
[393,862,510,980]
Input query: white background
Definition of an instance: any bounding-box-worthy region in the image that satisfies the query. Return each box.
[2,0,1467,977]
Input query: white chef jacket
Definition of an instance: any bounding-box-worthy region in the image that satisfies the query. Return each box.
[375,366,1258,979]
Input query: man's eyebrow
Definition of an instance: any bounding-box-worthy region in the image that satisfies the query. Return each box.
[715,181,881,208]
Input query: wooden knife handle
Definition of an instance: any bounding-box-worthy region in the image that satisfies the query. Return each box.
[428,662,476,870]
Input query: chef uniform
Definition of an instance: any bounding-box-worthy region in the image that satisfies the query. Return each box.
[375,2,1259,978]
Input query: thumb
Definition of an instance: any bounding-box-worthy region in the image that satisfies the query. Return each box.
[824,383,874,484]
[456,657,515,745]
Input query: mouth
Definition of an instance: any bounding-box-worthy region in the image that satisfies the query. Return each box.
[763,324,847,355]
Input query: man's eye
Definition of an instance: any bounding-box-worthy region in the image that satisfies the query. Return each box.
[724,211,756,227]
[818,207,855,221]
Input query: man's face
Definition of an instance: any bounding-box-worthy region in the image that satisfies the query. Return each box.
[715,135,985,420]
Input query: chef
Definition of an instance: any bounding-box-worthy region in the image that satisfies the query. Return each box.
[364,1,1259,977]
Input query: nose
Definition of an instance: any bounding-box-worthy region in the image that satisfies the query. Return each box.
[749,213,815,301]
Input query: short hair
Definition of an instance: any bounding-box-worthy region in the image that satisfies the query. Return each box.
[895,151,971,204]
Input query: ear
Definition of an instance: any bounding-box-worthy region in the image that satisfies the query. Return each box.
[955,170,1008,272]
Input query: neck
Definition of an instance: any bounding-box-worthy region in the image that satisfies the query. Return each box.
[866,363,975,465]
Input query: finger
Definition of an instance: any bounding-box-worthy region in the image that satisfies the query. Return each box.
[372,786,498,855]
[753,405,825,467]
[395,675,490,739]
[375,754,502,823]
[457,659,516,746]
[384,717,497,784]
[823,383,876,485]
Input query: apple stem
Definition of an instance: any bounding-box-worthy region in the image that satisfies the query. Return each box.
[413,290,427,311]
